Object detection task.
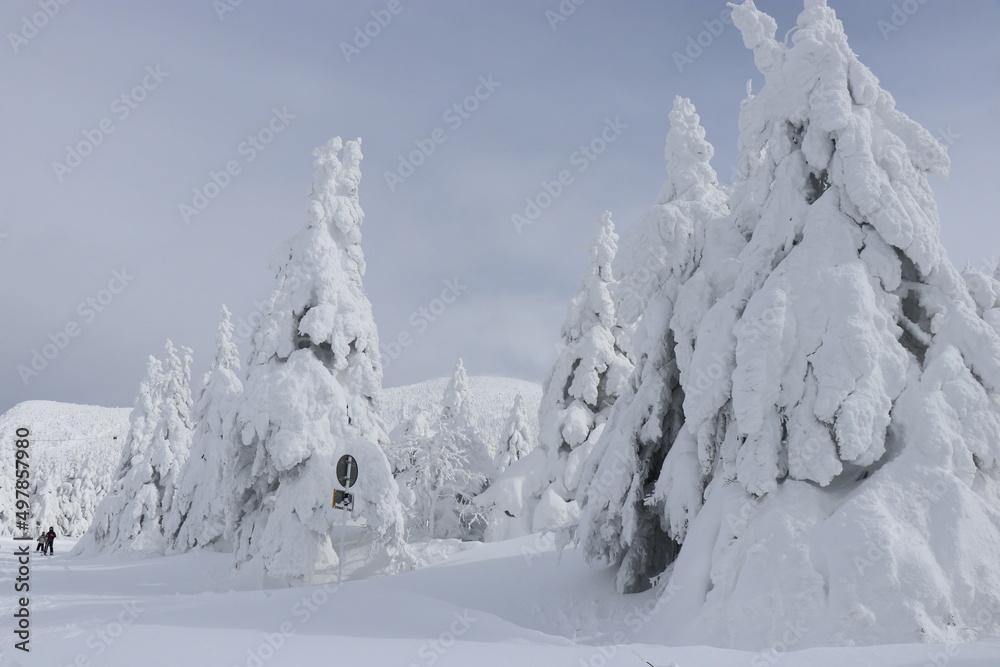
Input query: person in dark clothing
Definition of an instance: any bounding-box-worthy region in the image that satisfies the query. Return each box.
[44,527,56,555]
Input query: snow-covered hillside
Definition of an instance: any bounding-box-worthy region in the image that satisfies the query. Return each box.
[0,401,129,536]
[0,378,539,536]
[382,376,542,456]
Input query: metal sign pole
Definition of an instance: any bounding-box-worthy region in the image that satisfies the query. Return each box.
[337,457,353,586]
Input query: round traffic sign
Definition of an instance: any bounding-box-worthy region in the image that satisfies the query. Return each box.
[337,454,359,488]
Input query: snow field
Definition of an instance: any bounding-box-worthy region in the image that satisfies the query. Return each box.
[3,535,999,666]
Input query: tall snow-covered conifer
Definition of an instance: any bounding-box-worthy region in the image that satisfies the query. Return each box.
[624,0,1000,648]
[577,97,733,592]
[229,138,407,582]
[169,306,243,552]
[75,343,193,556]
[154,341,194,542]
[479,213,634,539]
[534,212,633,523]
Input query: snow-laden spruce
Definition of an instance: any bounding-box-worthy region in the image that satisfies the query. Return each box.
[169,306,243,552]
[577,97,734,593]
[478,213,633,539]
[228,138,408,582]
[496,392,532,473]
[438,358,495,486]
[602,0,1000,649]
[75,341,193,556]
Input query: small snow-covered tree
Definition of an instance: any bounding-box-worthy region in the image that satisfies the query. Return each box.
[76,341,193,556]
[229,138,408,582]
[169,306,243,552]
[496,393,532,472]
[477,213,633,539]
[423,359,494,539]
[439,359,494,483]
[538,212,634,523]
[397,408,483,538]
[577,97,733,592]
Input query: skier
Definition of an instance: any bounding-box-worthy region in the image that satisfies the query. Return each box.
[35,530,46,553]
[44,527,56,555]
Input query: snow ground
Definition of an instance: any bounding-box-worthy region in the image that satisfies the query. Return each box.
[2,535,999,667]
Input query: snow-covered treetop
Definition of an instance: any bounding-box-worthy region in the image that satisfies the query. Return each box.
[729,0,949,271]
[247,137,385,440]
[120,355,164,467]
[497,392,531,471]
[617,98,731,329]
[441,358,470,423]
[564,211,620,341]
[657,96,722,205]
[212,305,241,376]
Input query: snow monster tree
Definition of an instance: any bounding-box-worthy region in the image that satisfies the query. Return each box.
[229,138,408,582]
[578,96,733,593]
[580,0,1000,648]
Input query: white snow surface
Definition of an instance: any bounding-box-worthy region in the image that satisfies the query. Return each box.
[2,535,998,666]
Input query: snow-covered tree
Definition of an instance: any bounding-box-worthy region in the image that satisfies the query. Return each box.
[601,0,1000,648]
[75,341,193,556]
[154,341,194,541]
[496,392,532,472]
[415,359,494,539]
[536,212,633,522]
[577,97,733,592]
[169,306,243,552]
[228,138,408,582]
[476,213,634,539]
[397,408,483,538]
[439,359,495,484]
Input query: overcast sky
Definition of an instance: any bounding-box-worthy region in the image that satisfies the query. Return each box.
[2,0,999,414]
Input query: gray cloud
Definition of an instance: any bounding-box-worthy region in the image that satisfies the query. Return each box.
[2,0,998,413]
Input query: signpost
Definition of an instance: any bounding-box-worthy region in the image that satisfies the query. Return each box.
[333,454,358,585]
